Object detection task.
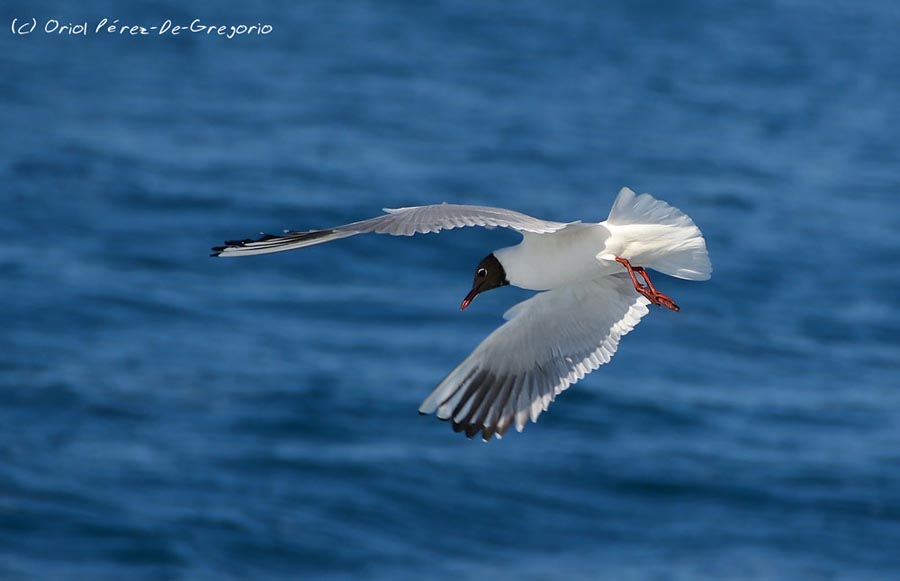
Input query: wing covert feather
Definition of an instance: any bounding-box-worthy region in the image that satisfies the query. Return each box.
[419,274,650,441]
[213,204,569,256]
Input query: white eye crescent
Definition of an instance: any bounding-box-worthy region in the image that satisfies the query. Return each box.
[477,268,487,277]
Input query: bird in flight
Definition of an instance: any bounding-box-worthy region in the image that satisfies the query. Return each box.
[212,187,711,441]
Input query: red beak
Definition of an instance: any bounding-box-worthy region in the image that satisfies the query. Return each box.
[460,287,480,311]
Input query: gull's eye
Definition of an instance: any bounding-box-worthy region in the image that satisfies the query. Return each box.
[477,268,487,277]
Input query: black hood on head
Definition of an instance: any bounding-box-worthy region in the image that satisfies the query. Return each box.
[461,253,509,310]
[473,253,509,291]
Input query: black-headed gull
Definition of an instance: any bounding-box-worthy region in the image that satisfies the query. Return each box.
[213,187,711,440]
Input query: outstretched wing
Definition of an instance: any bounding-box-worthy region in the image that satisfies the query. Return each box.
[419,274,650,441]
[212,203,569,257]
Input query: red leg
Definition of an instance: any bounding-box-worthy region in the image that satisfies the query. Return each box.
[614,257,680,312]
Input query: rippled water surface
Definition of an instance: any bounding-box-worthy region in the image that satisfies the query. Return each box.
[2,1,899,578]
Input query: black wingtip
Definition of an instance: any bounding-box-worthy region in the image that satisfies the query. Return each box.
[212,233,276,257]
[213,228,338,258]
[425,412,495,442]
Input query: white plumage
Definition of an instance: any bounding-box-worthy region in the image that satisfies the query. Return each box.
[213,187,712,441]
[212,203,569,257]
[418,274,650,439]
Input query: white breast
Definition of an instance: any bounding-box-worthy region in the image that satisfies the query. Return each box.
[495,224,615,291]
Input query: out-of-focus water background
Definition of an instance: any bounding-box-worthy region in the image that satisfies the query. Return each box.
[2,0,899,579]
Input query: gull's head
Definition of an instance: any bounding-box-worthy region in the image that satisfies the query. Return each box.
[461,253,509,311]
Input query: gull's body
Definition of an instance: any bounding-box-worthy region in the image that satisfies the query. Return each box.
[495,223,612,290]
[213,188,711,441]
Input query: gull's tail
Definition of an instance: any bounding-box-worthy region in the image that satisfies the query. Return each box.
[603,187,711,281]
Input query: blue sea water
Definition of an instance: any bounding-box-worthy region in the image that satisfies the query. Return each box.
[2,0,899,578]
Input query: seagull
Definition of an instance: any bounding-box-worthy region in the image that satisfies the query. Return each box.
[212,187,711,441]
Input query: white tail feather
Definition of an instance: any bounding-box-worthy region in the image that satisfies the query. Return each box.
[604,188,711,281]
